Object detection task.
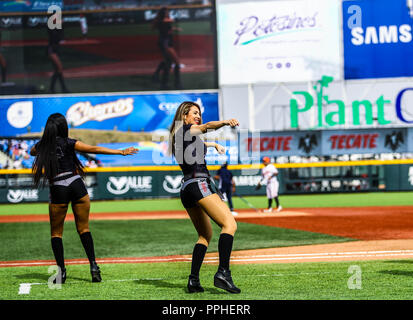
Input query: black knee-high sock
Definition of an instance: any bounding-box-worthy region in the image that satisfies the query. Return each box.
[275,196,280,208]
[190,243,207,277]
[51,237,65,270]
[154,61,165,77]
[1,66,6,82]
[268,198,273,209]
[161,61,171,88]
[57,72,68,92]
[79,232,96,264]
[174,64,182,88]
[218,233,234,270]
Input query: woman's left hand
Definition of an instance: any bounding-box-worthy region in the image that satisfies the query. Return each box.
[122,147,139,156]
[215,144,225,155]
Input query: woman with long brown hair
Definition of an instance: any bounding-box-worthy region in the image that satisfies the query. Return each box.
[31,113,138,284]
[169,101,241,294]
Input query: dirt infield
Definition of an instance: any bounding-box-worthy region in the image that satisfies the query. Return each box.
[2,206,412,241]
[1,206,412,267]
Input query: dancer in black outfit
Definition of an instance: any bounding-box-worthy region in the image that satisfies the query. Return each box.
[169,101,241,294]
[30,113,138,284]
[47,21,69,93]
[152,7,183,90]
[0,27,7,83]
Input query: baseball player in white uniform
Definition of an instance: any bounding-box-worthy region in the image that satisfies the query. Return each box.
[256,157,282,213]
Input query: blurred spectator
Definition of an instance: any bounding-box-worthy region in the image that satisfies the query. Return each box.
[86,159,98,168]
[0,27,7,84]
[0,139,37,169]
[79,14,88,39]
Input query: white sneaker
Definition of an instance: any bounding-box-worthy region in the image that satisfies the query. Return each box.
[263,208,273,213]
[231,211,238,216]
[276,206,283,212]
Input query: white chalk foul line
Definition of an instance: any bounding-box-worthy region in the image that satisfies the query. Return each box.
[207,251,413,263]
[8,249,413,268]
[18,277,166,295]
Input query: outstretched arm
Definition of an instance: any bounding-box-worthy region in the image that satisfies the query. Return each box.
[190,119,239,135]
[74,141,139,156]
[204,142,225,154]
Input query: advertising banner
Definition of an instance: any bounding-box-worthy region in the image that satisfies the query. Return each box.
[0,0,63,13]
[342,0,413,79]
[3,164,413,203]
[217,0,341,85]
[239,128,409,158]
[0,92,219,136]
[221,77,413,132]
[321,128,408,155]
[239,131,322,160]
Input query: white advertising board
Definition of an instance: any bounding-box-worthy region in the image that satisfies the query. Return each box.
[217,0,342,85]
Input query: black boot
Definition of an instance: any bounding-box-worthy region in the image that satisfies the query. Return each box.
[160,60,171,90]
[174,64,183,89]
[53,267,66,284]
[187,274,204,293]
[90,261,102,283]
[152,61,165,83]
[214,267,241,294]
[50,72,58,93]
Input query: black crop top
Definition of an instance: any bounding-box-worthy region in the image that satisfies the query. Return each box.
[35,137,78,175]
[174,124,209,179]
[55,137,78,174]
[158,21,172,39]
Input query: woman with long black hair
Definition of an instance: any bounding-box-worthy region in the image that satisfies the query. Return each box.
[30,113,138,284]
[169,101,241,294]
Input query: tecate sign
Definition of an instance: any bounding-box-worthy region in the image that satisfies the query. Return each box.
[290,76,413,129]
[106,176,152,195]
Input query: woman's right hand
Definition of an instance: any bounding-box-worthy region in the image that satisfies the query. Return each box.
[121,147,139,156]
[225,119,239,128]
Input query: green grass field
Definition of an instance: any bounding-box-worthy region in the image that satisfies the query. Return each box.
[3,260,413,300]
[0,192,412,300]
[0,219,353,261]
[1,192,412,216]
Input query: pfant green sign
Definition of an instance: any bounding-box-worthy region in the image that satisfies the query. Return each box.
[290,76,412,129]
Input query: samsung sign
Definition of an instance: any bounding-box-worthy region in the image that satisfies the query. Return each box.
[343,0,413,79]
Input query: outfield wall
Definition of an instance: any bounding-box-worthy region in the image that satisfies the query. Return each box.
[1,161,412,204]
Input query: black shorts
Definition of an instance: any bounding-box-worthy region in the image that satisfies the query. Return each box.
[49,174,88,204]
[180,178,216,209]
